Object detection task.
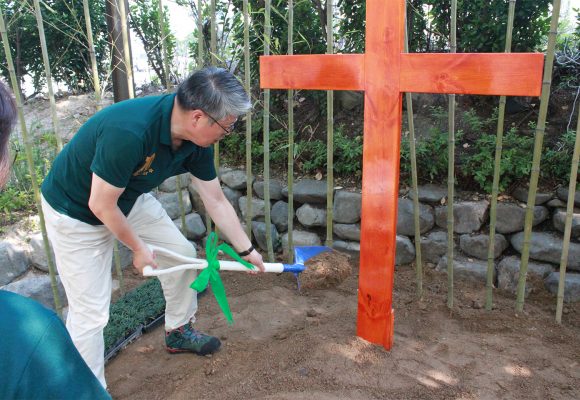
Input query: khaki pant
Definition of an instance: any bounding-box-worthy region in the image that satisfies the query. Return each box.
[41,193,198,388]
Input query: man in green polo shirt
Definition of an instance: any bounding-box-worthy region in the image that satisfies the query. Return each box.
[40,67,264,389]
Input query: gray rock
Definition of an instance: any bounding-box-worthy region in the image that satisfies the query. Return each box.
[421,231,448,264]
[337,90,363,110]
[547,198,567,208]
[397,198,435,236]
[333,191,361,223]
[556,187,580,207]
[238,196,266,220]
[187,183,206,214]
[459,233,508,260]
[158,173,190,192]
[552,209,580,238]
[251,221,280,252]
[435,201,489,234]
[1,273,66,310]
[333,224,361,241]
[495,204,549,234]
[223,186,243,215]
[512,187,553,205]
[174,213,206,240]
[0,242,29,286]
[544,272,580,302]
[436,255,492,283]
[332,240,360,254]
[271,201,289,233]
[396,235,416,265]
[29,232,56,272]
[510,232,580,270]
[296,204,327,227]
[282,180,327,204]
[408,184,447,203]
[253,180,284,201]
[281,231,321,254]
[221,170,253,190]
[497,256,554,295]
[156,191,192,220]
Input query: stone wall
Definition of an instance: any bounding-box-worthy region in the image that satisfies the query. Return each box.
[2,170,579,309]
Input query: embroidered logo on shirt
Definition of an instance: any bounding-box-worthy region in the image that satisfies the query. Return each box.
[133,154,156,176]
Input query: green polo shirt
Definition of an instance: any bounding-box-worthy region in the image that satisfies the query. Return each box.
[41,94,216,225]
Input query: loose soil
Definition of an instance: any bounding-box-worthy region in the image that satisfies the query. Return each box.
[106,261,580,400]
[301,250,352,289]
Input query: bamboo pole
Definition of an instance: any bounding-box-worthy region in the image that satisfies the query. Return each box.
[325,0,334,247]
[555,114,580,323]
[446,0,458,309]
[486,0,516,311]
[197,0,204,67]
[515,0,561,312]
[263,0,275,261]
[117,0,134,99]
[211,0,220,180]
[244,0,253,239]
[404,10,423,300]
[286,0,294,262]
[32,0,63,152]
[158,2,186,237]
[0,9,62,317]
[159,0,172,91]
[197,0,212,234]
[83,0,103,111]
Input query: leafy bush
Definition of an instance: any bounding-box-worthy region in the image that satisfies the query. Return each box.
[0,131,56,223]
[542,130,577,182]
[463,126,534,192]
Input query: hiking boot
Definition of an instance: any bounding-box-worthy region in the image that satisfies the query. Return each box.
[165,323,221,355]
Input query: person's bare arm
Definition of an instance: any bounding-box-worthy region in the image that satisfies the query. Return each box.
[192,176,264,272]
[88,173,157,273]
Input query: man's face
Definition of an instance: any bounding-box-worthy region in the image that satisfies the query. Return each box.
[190,110,237,147]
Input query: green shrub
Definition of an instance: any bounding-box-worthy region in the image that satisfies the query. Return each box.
[463,126,535,192]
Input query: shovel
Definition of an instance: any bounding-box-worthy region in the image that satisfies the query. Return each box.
[142,244,332,278]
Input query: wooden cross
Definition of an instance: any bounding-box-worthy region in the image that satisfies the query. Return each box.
[260,0,543,349]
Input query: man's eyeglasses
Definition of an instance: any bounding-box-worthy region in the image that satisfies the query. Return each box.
[203,111,237,135]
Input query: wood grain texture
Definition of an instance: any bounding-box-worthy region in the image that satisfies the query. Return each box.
[259,54,364,90]
[257,0,546,352]
[400,53,544,96]
[355,0,405,350]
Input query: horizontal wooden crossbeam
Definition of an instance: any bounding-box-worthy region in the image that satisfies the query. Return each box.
[260,53,544,97]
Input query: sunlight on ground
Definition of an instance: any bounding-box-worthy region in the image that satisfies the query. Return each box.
[504,363,532,377]
[416,369,459,388]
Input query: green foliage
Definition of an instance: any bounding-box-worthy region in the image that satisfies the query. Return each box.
[336,0,551,53]
[428,0,551,52]
[542,130,578,182]
[0,129,56,223]
[463,126,534,192]
[400,124,461,183]
[0,0,109,94]
[220,120,362,177]
[104,278,166,353]
[130,0,176,87]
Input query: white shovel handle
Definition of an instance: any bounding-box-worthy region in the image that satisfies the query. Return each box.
[142,244,285,276]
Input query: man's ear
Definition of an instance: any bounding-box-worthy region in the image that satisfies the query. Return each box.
[190,109,204,126]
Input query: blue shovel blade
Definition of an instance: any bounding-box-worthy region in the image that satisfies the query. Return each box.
[283,246,332,273]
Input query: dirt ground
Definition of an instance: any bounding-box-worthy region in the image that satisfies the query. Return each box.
[106,260,580,400]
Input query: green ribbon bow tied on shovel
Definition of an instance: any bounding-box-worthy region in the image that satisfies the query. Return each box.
[190,232,255,324]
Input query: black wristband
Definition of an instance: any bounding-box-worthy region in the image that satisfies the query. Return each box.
[237,245,254,257]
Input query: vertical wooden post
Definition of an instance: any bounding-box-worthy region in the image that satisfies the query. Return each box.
[325,0,334,247]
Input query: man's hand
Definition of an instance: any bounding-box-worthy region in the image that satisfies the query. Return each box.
[242,248,265,274]
[132,245,157,274]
